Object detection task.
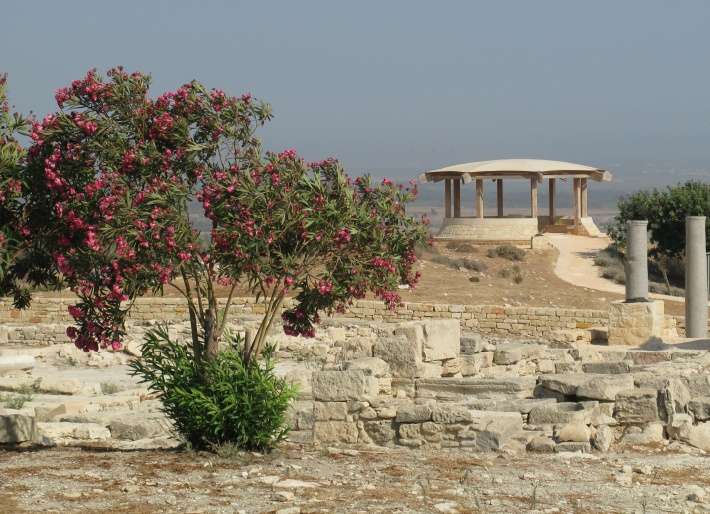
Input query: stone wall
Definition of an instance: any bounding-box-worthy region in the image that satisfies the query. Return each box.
[1,296,609,340]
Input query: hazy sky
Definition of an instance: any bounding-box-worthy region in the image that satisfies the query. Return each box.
[3,1,710,186]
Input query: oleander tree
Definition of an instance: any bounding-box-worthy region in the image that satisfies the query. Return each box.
[13,68,428,364]
[1,74,62,307]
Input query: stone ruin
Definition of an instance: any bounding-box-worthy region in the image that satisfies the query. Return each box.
[295,319,710,453]
[2,315,709,455]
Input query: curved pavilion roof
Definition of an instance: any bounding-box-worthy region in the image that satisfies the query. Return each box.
[419,159,612,184]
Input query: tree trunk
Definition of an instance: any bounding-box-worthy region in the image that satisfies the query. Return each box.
[204,307,220,361]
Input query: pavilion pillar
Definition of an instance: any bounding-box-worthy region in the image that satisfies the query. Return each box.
[496,179,503,217]
[453,178,461,218]
[580,178,588,217]
[548,178,556,223]
[444,179,452,218]
[573,178,582,226]
[475,179,484,218]
[530,176,539,218]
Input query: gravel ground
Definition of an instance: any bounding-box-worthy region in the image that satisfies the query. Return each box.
[2,444,709,513]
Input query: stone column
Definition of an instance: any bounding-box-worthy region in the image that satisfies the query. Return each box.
[444,179,452,218]
[475,179,484,219]
[580,178,588,217]
[496,179,503,217]
[548,178,556,223]
[530,177,539,218]
[685,216,708,338]
[573,178,582,225]
[624,220,648,302]
[453,179,461,218]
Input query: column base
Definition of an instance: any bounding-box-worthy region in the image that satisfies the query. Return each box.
[607,300,665,346]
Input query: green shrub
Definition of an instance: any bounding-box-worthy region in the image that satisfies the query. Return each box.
[1,392,32,409]
[486,245,525,261]
[446,241,477,253]
[130,326,297,452]
[497,268,511,279]
[430,254,487,273]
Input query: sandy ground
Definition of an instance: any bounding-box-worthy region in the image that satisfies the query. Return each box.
[2,445,710,513]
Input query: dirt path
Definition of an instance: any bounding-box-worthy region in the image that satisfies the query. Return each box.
[545,233,709,309]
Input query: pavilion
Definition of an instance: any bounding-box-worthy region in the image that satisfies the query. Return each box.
[419,159,612,242]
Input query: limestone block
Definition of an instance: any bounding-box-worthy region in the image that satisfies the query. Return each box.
[576,375,635,402]
[416,362,443,378]
[342,357,390,378]
[526,436,557,453]
[431,404,473,424]
[398,423,422,440]
[313,421,358,444]
[313,402,348,421]
[613,389,660,424]
[108,418,167,441]
[528,402,598,425]
[38,422,111,441]
[395,404,432,423]
[620,422,664,446]
[659,378,691,419]
[667,417,710,451]
[607,300,665,346]
[0,355,35,373]
[394,319,460,362]
[373,336,421,378]
[311,370,378,402]
[461,410,523,450]
[556,441,591,453]
[592,425,616,452]
[556,423,591,443]
[493,343,545,365]
[536,374,589,397]
[416,377,537,401]
[459,353,493,377]
[582,362,631,374]
[0,411,36,443]
[688,397,710,421]
[460,334,484,354]
[441,358,460,377]
[363,420,396,445]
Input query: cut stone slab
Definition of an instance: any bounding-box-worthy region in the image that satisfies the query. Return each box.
[457,410,523,451]
[313,421,358,444]
[613,389,660,424]
[557,423,591,443]
[576,375,635,402]
[493,343,545,365]
[688,397,710,421]
[311,369,378,402]
[459,353,493,377]
[0,355,35,373]
[581,362,631,374]
[528,402,598,425]
[373,336,421,378]
[395,319,460,362]
[619,422,664,446]
[395,404,432,423]
[342,357,390,378]
[536,374,589,397]
[37,422,111,443]
[415,377,536,401]
[466,398,557,414]
[607,300,665,346]
[0,411,36,443]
